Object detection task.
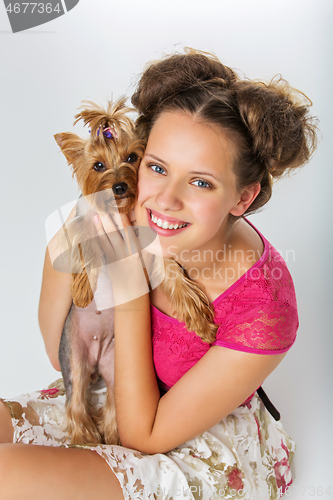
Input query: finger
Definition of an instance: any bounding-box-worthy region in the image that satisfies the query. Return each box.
[97,213,129,261]
[128,209,137,225]
[93,214,116,258]
[108,211,124,233]
[124,224,143,256]
[118,212,133,230]
[100,212,125,247]
[98,211,118,236]
[129,209,139,237]
[93,213,129,265]
[115,212,141,255]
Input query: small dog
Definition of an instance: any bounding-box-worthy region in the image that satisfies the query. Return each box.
[54,98,217,446]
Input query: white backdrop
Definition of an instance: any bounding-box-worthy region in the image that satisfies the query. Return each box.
[0,0,332,497]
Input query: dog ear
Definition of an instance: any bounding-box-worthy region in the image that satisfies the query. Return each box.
[54,132,85,166]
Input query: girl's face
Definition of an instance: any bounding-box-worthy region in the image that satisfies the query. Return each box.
[135,111,245,263]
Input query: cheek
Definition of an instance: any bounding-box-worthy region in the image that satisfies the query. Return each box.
[136,168,152,201]
[192,200,231,240]
[135,171,152,222]
[192,199,224,226]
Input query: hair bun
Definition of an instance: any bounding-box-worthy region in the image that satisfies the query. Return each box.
[236,77,317,177]
[132,49,237,117]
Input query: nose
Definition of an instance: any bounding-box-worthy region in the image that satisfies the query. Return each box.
[112,182,128,196]
[155,180,183,211]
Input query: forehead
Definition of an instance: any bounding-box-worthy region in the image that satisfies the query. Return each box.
[147,111,237,172]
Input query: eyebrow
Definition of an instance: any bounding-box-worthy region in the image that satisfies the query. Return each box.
[145,154,219,181]
[189,170,219,181]
[145,154,169,166]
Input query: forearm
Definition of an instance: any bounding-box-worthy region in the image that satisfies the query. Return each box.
[114,293,161,451]
[38,247,72,371]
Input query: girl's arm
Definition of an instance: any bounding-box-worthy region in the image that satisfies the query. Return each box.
[116,303,286,454]
[38,248,72,371]
[114,295,161,445]
[94,213,287,455]
[132,346,286,454]
[92,211,161,442]
[38,207,76,371]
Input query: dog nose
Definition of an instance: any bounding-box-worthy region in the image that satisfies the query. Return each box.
[112,182,128,196]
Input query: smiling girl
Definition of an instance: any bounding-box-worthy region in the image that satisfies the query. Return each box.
[0,50,317,499]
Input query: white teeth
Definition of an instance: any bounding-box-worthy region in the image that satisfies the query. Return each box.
[150,211,187,230]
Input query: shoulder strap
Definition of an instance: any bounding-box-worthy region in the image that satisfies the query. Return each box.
[257,386,281,421]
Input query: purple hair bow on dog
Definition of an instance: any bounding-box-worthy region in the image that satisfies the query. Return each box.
[89,126,118,139]
[99,126,118,139]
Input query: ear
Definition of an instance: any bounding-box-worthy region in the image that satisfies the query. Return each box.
[230,183,261,216]
[54,132,86,166]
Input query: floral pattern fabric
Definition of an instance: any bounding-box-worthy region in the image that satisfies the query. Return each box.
[1,378,295,500]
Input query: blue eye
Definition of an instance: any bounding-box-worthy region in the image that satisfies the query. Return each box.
[150,164,166,175]
[192,179,211,188]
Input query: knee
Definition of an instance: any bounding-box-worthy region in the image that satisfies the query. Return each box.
[0,443,37,497]
[0,444,19,489]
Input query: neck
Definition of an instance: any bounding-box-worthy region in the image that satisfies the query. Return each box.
[177,219,236,278]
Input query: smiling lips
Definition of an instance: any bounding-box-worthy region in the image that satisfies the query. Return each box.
[147,208,190,234]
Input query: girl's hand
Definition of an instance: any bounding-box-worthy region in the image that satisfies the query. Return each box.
[92,210,150,306]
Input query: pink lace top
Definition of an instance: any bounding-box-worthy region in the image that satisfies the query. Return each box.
[151,217,299,404]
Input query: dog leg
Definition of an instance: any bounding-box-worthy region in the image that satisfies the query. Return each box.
[66,358,102,445]
[66,216,102,309]
[61,305,102,446]
[98,386,120,445]
[71,264,96,308]
[97,335,119,445]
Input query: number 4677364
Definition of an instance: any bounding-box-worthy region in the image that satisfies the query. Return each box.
[6,3,61,14]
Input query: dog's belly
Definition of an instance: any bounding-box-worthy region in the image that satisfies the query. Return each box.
[70,302,114,378]
[74,264,114,369]
[59,265,116,395]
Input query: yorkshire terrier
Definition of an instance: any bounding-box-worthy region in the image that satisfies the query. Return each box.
[54,97,217,446]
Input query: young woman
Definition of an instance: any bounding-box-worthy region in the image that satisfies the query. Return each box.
[0,50,317,499]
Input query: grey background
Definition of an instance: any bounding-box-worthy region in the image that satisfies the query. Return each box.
[0,0,332,497]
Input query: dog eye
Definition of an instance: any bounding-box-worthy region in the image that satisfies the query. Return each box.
[127,153,138,163]
[93,162,106,172]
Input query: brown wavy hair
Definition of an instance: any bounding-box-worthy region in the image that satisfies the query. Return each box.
[132,48,318,222]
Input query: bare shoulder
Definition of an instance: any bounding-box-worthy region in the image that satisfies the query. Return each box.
[232,217,265,266]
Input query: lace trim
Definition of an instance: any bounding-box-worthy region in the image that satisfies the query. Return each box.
[211,339,296,355]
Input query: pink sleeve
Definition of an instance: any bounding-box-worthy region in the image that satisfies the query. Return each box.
[211,299,298,354]
[211,245,299,355]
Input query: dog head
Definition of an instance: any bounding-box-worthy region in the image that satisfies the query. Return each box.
[54,97,145,214]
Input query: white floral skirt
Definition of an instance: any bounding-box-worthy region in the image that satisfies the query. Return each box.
[1,378,295,500]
